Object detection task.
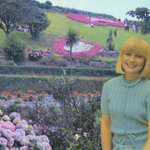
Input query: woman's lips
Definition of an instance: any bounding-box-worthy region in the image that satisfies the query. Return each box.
[126,63,137,68]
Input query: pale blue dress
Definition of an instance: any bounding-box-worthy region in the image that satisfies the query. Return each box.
[101,75,150,150]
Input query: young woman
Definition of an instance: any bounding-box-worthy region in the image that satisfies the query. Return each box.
[101,37,150,150]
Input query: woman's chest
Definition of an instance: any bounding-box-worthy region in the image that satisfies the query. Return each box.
[107,86,147,120]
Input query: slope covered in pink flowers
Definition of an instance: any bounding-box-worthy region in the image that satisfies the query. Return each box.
[66,13,125,28]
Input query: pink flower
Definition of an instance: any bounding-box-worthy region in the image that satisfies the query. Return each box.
[66,13,125,28]
[0,120,15,132]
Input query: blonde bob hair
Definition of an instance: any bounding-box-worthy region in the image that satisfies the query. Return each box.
[115,37,150,79]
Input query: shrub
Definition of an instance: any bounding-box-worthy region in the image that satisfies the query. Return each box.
[39,55,57,66]
[57,59,68,67]
[14,98,22,103]
[78,57,91,65]
[0,91,12,101]
[0,65,119,77]
[1,35,27,62]
[22,93,34,101]
[27,48,48,61]
[14,90,24,98]
[44,75,102,149]
[2,60,17,66]
[39,55,68,67]
[36,93,44,101]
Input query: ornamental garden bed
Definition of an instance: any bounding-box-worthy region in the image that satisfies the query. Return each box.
[66,13,125,28]
[52,39,103,57]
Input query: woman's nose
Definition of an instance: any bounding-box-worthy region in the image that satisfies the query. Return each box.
[129,55,135,62]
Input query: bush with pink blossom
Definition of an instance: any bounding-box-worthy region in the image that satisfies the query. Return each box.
[0,110,52,150]
[27,47,49,61]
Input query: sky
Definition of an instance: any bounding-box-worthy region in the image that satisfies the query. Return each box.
[38,0,150,21]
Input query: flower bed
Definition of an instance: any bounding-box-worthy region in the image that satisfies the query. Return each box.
[52,39,103,57]
[0,111,52,149]
[66,13,125,28]
[0,90,45,102]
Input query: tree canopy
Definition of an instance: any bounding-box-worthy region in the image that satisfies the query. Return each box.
[0,0,50,37]
[126,7,150,34]
[27,8,50,39]
[0,0,37,36]
[126,7,150,20]
[31,0,52,9]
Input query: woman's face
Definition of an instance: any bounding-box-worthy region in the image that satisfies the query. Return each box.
[122,52,145,76]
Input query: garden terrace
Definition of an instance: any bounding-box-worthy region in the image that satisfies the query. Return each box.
[0,74,110,93]
[0,66,120,77]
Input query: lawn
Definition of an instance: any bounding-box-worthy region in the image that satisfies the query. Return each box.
[0,11,150,53]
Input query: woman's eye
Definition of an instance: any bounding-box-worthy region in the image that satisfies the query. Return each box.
[125,53,131,56]
[136,55,143,58]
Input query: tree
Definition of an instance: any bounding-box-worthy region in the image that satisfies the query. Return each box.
[27,8,50,39]
[0,0,36,36]
[106,30,114,51]
[45,1,52,9]
[65,28,80,66]
[126,7,150,34]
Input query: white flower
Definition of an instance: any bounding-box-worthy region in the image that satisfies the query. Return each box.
[83,132,87,137]
[74,134,80,140]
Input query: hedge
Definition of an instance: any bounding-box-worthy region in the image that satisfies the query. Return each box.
[0,65,120,77]
[0,75,109,93]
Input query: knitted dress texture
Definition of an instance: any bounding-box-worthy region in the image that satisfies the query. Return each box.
[101,75,150,150]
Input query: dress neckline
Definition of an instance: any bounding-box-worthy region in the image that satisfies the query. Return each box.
[121,75,142,87]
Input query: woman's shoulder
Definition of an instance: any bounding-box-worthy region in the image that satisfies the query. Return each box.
[142,78,150,89]
[104,75,121,87]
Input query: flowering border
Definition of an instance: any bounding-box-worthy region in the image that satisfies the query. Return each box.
[52,39,103,57]
[66,13,125,28]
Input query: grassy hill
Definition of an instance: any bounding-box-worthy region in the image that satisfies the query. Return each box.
[0,11,150,53]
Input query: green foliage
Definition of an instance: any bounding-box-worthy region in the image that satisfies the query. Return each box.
[28,8,50,39]
[0,60,17,66]
[28,139,44,150]
[0,0,37,36]
[57,59,68,67]
[0,74,106,94]
[45,75,102,149]
[39,55,68,67]
[141,19,150,34]
[39,55,55,65]
[6,104,22,115]
[46,75,75,104]
[0,65,119,77]
[45,1,52,9]
[78,57,91,65]
[0,75,48,93]
[1,35,27,62]
[14,98,22,103]
[126,7,150,20]
[126,7,150,34]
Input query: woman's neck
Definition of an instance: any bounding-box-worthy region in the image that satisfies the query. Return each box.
[124,73,140,81]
